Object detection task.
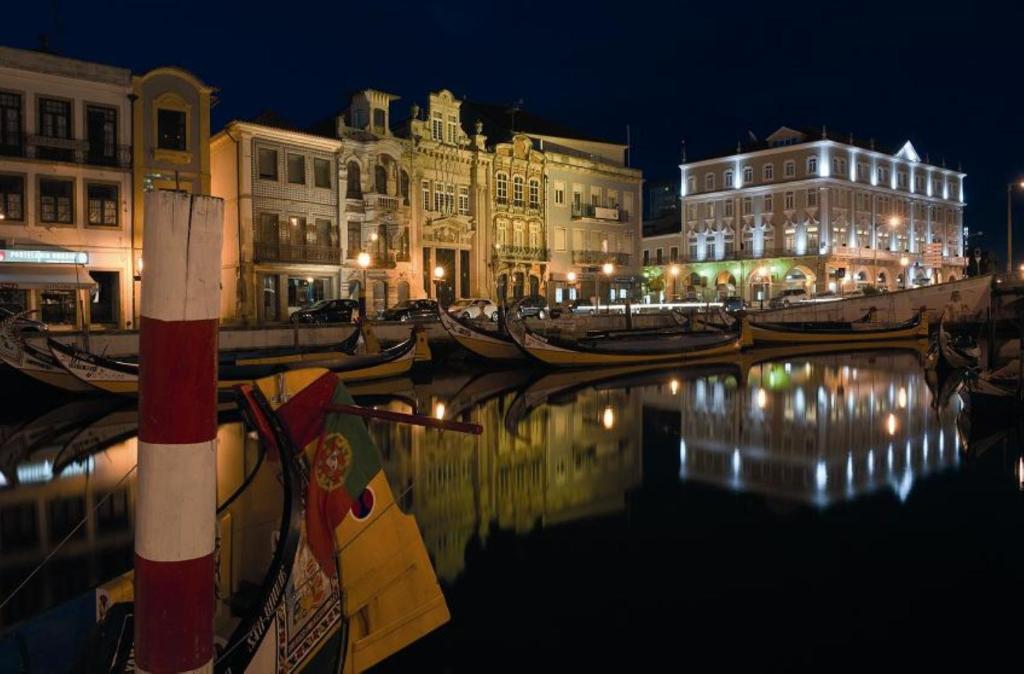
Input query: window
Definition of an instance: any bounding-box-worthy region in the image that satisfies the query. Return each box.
[513,176,524,206]
[40,290,76,326]
[156,108,186,151]
[39,98,71,138]
[554,227,566,251]
[670,246,678,262]
[742,197,752,216]
[258,149,278,180]
[447,114,458,144]
[374,165,387,193]
[314,158,331,188]
[346,162,361,197]
[724,170,734,188]
[421,180,430,209]
[897,171,907,189]
[705,173,715,191]
[528,179,540,208]
[458,186,469,215]
[705,202,715,219]
[400,170,410,204]
[877,166,889,184]
[743,167,753,184]
[687,204,697,220]
[807,156,818,175]
[315,218,337,247]
[572,189,582,209]
[431,112,443,141]
[807,189,818,207]
[591,189,601,207]
[496,173,508,203]
[784,191,794,210]
[764,194,773,212]
[554,182,565,205]
[40,179,73,223]
[87,184,118,226]
[915,175,925,192]
[287,154,305,184]
[643,249,650,265]
[86,105,117,164]
[372,108,386,130]
[0,174,24,220]
[687,176,696,193]
[347,221,361,257]
[656,248,664,264]
[858,163,868,181]
[0,92,22,154]
[724,199,734,217]
[784,161,795,178]
[763,164,774,181]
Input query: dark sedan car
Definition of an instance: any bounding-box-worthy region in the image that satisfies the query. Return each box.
[379,299,439,322]
[516,296,549,319]
[289,299,359,324]
[0,307,48,332]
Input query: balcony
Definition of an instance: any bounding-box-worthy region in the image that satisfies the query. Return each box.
[254,242,341,265]
[364,193,402,212]
[498,245,549,262]
[0,133,131,168]
[342,250,409,268]
[572,204,626,221]
[572,250,631,266]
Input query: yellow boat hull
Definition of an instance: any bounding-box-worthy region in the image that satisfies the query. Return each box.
[438,309,525,361]
[519,328,746,367]
[747,317,929,345]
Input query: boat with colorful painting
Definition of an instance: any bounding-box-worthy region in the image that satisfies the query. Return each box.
[0,369,457,672]
[437,306,527,362]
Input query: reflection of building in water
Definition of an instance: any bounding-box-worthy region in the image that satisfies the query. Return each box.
[369,386,643,582]
[0,422,265,628]
[642,352,960,505]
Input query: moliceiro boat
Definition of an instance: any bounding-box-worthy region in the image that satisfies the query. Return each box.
[47,326,428,395]
[505,307,752,367]
[746,311,929,345]
[437,306,527,362]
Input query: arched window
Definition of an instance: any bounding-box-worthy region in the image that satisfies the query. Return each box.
[528,179,540,208]
[496,173,508,204]
[400,170,410,204]
[346,162,361,198]
[512,176,524,207]
[375,165,387,194]
[372,108,386,131]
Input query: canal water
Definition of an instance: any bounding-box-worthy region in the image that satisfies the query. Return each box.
[1,348,1022,670]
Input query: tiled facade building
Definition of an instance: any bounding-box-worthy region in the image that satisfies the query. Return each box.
[0,45,212,330]
[641,126,966,301]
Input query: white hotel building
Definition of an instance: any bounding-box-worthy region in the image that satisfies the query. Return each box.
[641,126,966,301]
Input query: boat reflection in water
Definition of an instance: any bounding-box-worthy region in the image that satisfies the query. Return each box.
[0,348,976,664]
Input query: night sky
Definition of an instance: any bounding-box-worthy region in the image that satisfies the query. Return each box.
[2,1,1018,260]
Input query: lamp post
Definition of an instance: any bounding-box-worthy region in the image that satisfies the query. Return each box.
[433,265,447,310]
[357,251,370,319]
[602,262,614,315]
[1007,181,1024,276]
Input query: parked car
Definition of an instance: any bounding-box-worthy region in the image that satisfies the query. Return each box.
[289,299,359,324]
[0,307,49,333]
[380,299,439,322]
[566,298,595,315]
[722,296,746,313]
[516,296,549,319]
[769,288,810,308]
[448,298,499,321]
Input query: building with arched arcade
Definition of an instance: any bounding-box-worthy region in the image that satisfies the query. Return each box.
[641,126,966,303]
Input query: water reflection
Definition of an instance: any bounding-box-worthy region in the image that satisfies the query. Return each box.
[0,348,984,629]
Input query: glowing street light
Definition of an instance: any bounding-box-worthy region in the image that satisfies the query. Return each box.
[567,271,577,283]
[433,265,447,308]
[602,406,615,430]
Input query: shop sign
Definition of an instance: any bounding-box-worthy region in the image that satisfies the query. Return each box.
[0,249,89,265]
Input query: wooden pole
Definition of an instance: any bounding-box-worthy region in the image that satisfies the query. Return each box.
[135,191,223,674]
[325,403,483,434]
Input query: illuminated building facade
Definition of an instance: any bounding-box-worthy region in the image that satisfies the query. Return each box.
[641,126,966,301]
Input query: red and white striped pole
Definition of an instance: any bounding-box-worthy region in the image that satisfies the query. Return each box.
[135,190,223,674]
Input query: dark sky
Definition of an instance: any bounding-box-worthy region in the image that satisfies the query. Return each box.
[2,0,1019,259]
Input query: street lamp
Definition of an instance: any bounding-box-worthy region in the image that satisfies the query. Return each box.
[1007,180,1024,275]
[357,251,371,319]
[566,270,578,303]
[601,262,614,314]
[433,265,447,309]
[669,264,680,302]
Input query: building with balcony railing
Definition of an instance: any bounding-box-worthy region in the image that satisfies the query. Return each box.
[0,45,213,330]
[641,126,966,302]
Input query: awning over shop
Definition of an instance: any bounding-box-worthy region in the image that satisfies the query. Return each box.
[0,264,97,290]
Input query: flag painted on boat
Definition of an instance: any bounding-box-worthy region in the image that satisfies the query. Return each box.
[274,371,383,577]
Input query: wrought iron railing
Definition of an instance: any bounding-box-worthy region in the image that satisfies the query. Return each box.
[498,245,549,261]
[572,250,631,265]
[0,132,131,167]
[254,242,341,264]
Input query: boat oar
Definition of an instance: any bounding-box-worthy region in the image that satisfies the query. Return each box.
[324,403,483,434]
